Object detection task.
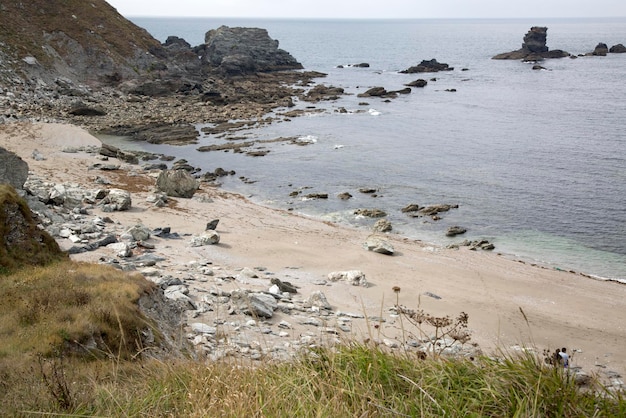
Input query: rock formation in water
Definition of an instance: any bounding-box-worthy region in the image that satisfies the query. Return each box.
[492,27,570,60]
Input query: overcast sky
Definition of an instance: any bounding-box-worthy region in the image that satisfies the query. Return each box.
[106,0,626,19]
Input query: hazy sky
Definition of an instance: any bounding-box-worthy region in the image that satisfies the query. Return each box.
[106,0,626,19]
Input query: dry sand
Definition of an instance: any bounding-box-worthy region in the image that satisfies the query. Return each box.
[2,122,625,378]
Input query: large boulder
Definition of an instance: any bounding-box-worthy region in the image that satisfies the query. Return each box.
[0,147,29,190]
[592,43,609,56]
[200,26,303,75]
[0,184,67,272]
[156,169,199,198]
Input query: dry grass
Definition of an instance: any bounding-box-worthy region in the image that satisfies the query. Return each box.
[0,260,157,359]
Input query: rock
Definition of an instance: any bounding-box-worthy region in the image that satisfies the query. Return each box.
[305,291,332,310]
[357,87,387,97]
[492,27,570,60]
[401,203,421,213]
[372,219,392,233]
[190,323,217,335]
[354,208,387,218]
[446,226,467,237]
[68,102,106,116]
[123,224,152,242]
[107,242,132,258]
[592,42,609,56]
[0,147,29,190]
[415,204,458,217]
[327,270,368,287]
[100,188,132,211]
[231,290,277,318]
[156,169,199,198]
[99,143,139,164]
[0,184,67,270]
[205,219,219,230]
[303,85,345,102]
[363,234,394,255]
[337,192,352,200]
[609,43,626,53]
[201,26,303,75]
[400,59,453,73]
[405,79,428,87]
[270,278,298,294]
[190,231,220,247]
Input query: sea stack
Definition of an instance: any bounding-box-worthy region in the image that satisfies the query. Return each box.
[492,27,570,60]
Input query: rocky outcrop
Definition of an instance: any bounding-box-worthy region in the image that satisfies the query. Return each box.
[400,59,453,73]
[0,184,67,272]
[0,147,29,190]
[357,86,411,98]
[609,43,626,53]
[492,27,570,60]
[591,43,609,56]
[199,26,303,75]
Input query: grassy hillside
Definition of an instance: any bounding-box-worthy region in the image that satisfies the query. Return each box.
[0,0,160,65]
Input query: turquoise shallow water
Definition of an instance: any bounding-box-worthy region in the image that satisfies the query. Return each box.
[124,17,626,282]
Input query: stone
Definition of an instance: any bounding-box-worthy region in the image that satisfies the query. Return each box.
[327,270,368,287]
[270,277,298,293]
[354,208,387,218]
[305,291,332,310]
[446,226,467,237]
[400,59,453,73]
[205,219,219,230]
[405,79,428,87]
[190,231,220,247]
[609,43,626,53]
[363,234,394,255]
[123,224,152,242]
[156,169,199,198]
[372,219,392,233]
[0,147,29,190]
[100,188,131,211]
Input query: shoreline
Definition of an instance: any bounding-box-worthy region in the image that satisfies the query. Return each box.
[93,132,626,286]
[2,121,625,383]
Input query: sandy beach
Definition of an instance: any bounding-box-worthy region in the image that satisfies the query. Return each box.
[1,121,625,380]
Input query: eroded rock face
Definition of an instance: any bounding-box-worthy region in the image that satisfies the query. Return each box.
[0,147,29,190]
[200,26,303,75]
[0,184,67,271]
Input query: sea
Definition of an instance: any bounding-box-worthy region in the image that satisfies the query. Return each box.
[118,17,626,283]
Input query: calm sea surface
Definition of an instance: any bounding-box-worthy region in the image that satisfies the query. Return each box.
[125,17,626,282]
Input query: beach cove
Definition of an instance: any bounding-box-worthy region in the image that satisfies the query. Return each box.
[1,121,624,384]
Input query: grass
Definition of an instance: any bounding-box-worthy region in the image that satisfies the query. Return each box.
[0,265,623,416]
[1,341,623,416]
[0,260,158,359]
[0,212,623,415]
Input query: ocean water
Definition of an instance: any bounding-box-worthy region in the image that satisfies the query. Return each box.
[126,17,626,282]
